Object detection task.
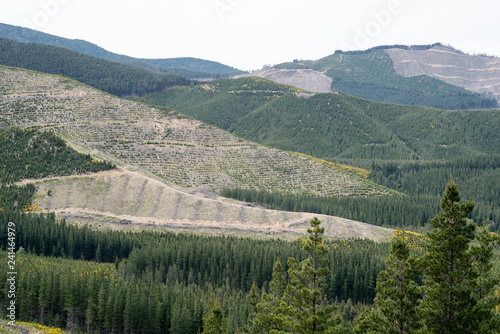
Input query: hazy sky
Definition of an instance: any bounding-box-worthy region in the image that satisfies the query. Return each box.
[1,0,499,70]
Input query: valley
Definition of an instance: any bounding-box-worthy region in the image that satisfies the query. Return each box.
[0,65,393,241]
[0,25,498,333]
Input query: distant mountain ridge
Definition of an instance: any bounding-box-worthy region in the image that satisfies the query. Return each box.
[0,23,244,78]
[386,45,500,101]
[0,36,191,97]
[273,44,499,110]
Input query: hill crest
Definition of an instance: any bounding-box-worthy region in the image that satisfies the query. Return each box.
[0,23,244,78]
[272,44,499,109]
[386,44,500,101]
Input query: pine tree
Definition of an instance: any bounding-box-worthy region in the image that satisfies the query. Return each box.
[248,257,287,333]
[245,282,260,334]
[203,298,227,334]
[419,182,495,333]
[281,217,337,333]
[355,231,422,334]
[473,225,500,333]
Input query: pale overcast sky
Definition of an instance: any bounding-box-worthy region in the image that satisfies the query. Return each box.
[1,0,499,70]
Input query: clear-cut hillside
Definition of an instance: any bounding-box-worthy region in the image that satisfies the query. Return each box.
[0,65,395,240]
[272,45,498,110]
[386,45,500,101]
[0,66,390,197]
[234,68,333,93]
[21,168,392,240]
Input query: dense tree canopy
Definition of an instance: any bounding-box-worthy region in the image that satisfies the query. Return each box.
[0,128,115,185]
[419,183,499,333]
[0,37,191,97]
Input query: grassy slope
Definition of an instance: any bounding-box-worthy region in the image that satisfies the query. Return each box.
[274,50,498,110]
[136,77,500,162]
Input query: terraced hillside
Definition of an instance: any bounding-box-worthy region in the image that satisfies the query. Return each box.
[274,45,498,110]
[386,45,500,102]
[0,66,389,198]
[20,168,392,240]
[234,68,333,93]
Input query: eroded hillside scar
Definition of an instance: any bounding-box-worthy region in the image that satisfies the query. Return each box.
[99,177,112,212]
[65,183,73,209]
[82,179,92,209]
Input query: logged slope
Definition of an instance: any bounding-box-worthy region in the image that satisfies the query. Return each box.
[0,37,190,97]
[0,66,389,198]
[234,68,333,93]
[22,168,391,240]
[137,77,500,162]
[386,45,500,102]
[0,23,244,78]
[274,45,498,110]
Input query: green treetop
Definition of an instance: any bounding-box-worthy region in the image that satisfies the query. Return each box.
[355,231,422,334]
[280,217,337,333]
[419,182,497,333]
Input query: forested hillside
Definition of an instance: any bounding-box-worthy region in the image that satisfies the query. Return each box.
[0,128,115,185]
[0,66,391,198]
[0,187,397,333]
[0,18,499,334]
[275,47,498,110]
[136,78,500,233]
[136,77,500,161]
[0,210,395,333]
[0,37,191,97]
[0,23,244,79]
[222,156,500,232]
[0,186,497,333]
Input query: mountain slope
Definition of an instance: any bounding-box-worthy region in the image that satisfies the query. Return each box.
[273,44,498,110]
[234,68,333,93]
[0,23,244,78]
[0,65,394,240]
[23,168,391,240]
[386,45,500,101]
[0,37,190,97]
[136,77,500,162]
[0,65,390,198]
